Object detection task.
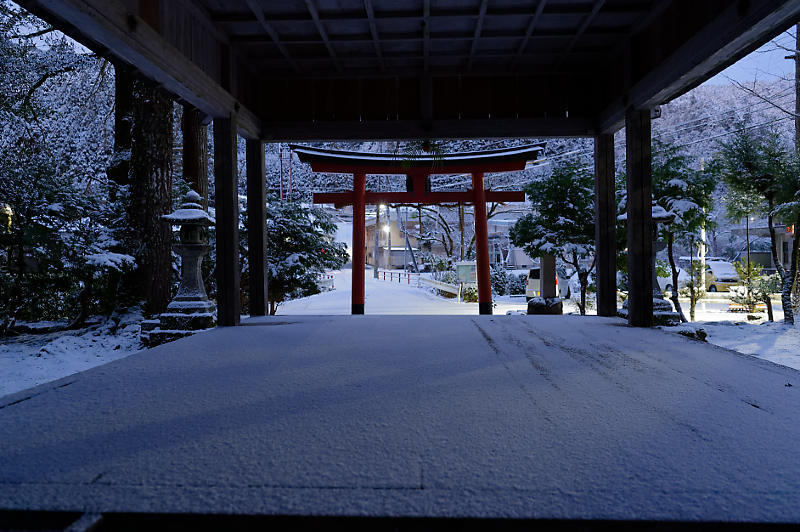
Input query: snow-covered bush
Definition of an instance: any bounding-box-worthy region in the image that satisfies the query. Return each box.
[461,285,478,303]
[508,273,526,295]
[490,265,510,295]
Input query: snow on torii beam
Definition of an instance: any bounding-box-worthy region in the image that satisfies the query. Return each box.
[293,144,545,316]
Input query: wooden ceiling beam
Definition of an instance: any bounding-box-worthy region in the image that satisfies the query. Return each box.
[514,0,547,66]
[243,0,299,72]
[261,117,595,141]
[597,0,800,132]
[18,0,261,138]
[423,0,430,71]
[558,0,606,64]
[363,0,384,70]
[467,0,489,70]
[303,0,342,72]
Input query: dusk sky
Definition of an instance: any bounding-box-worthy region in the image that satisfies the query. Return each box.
[706,27,796,85]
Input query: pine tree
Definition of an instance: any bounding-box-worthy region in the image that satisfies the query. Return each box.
[262,198,348,315]
[511,161,596,314]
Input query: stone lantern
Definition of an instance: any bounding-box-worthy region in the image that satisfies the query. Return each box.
[141,190,216,346]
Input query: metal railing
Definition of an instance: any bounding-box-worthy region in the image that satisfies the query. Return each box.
[376,270,421,287]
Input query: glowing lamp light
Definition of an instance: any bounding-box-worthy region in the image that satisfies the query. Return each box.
[382,225,390,233]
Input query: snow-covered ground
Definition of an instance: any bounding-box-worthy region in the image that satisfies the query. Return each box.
[0,312,144,398]
[2,270,798,400]
[277,268,533,315]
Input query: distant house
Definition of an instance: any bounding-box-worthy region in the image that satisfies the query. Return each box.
[730,223,795,273]
[365,211,420,270]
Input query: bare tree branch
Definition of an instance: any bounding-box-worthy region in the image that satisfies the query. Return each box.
[724,75,800,119]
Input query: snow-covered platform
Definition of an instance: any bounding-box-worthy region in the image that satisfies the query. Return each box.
[1,315,799,526]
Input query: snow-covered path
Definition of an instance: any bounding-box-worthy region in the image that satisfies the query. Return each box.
[278,268,528,315]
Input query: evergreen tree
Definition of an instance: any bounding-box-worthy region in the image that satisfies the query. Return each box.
[263,198,348,315]
[712,124,800,324]
[511,161,595,314]
[651,140,716,322]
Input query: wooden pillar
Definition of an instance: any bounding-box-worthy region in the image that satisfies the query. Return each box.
[540,255,557,298]
[352,172,366,314]
[246,139,268,317]
[182,104,209,210]
[595,133,617,317]
[472,172,492,315]
[214,116,240,326]
[625,109,653,327]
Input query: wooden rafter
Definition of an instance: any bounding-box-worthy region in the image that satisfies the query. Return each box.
[304,0,343,72]
[467,0,489,69]
[514,0,548,65]
[423,0,430,71]
[243,0,299,72]
[363,0,385,70]
[558,0,606,65]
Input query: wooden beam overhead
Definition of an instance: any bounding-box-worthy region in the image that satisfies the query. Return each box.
[514,0,547,66]
[19,0,260,138]
[423,0,430,71]
[467,0,489,70]
[598,0,800,132]
[261,117,595,141]
[243,0,299,72]
[304,0,342,72]
[558,0,606,64]
[363,0,384,70]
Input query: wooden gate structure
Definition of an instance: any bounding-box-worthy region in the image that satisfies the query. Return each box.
[293,144,544,314]
[11,0,800,327]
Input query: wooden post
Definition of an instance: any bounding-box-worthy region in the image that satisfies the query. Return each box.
[246,139,268,317]
[625,109,653,327]
[182,104,209,210]
[472,172,492,315]
[541,255,557,298]
[594,133,617,317]
[214,116,240,326]
[352,172,366,314]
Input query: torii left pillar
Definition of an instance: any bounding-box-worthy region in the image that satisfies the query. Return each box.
[472,172,493,315]
[352,172,366,314]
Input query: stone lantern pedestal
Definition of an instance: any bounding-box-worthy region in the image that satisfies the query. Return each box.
[141,191,216,347]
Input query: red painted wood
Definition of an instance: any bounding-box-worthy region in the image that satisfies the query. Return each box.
[305,161,526,175]
[352,172,367,314]
[313,190,524,205]
[472,172,492,314]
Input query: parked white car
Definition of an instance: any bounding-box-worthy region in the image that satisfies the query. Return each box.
[657,267,689,293]
[525,267,569,300]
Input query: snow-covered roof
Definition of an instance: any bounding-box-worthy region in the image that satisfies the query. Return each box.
[291,143,546,173]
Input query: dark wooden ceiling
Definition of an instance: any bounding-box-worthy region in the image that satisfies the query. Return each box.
[16,0,800,140]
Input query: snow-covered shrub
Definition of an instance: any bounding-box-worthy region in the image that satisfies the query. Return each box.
[490,265,509,295]
[461,285,478,302]
[439,270,458,285]
[508,273,526,295]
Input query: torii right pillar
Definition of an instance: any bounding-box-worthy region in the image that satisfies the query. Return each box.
[626,109,653,327]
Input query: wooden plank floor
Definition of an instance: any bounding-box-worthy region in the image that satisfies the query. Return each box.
[0,315,798,525]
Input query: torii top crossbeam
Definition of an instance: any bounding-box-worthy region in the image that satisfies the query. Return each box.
[293,143,544,316]
[293,143,544,206]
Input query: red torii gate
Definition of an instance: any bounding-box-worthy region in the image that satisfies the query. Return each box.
[292,144,545,315]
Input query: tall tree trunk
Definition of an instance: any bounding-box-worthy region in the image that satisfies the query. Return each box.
[181,104,208,209]
[127,78,174,315]
[107,62,133,191]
